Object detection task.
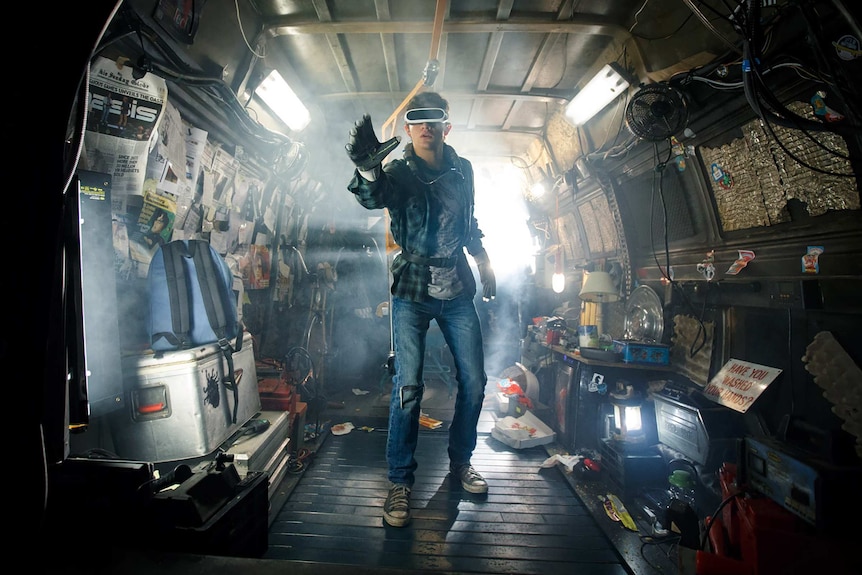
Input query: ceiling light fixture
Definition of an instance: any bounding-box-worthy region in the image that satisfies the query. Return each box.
[255,69,311,132]
[564,63,631,126]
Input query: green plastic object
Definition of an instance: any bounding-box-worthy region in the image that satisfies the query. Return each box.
[669,469,695,488]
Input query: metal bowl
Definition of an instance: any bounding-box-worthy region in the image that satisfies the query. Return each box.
[624,285,664,343]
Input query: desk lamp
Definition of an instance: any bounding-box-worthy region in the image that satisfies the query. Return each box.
[578,270,619,338]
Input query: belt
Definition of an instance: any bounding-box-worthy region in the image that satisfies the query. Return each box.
[400,251,459,267]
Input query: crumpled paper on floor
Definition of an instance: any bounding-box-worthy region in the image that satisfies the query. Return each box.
[352,388,370,395]
[540,453,582,472]
[331,422,355,435]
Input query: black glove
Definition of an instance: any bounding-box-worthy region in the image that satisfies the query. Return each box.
[475,250,496,302]
[345,114,400,172]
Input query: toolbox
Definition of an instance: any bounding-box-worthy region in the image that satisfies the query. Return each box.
[109,333,261,462]
[144,464,269,557]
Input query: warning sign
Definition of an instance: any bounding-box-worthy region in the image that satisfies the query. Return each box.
[702,358,782,413]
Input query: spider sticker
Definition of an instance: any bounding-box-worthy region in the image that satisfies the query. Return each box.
[203,368,220,408]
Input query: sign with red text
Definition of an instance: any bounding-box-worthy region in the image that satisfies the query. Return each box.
[702,359,782,413]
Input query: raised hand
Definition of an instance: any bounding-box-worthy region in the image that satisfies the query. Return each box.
[345,114,400,171]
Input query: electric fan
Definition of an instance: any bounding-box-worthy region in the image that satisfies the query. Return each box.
[625,83,689,142]
[273,140,307,179]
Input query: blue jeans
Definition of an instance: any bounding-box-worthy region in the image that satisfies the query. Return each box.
[387,293,487,486]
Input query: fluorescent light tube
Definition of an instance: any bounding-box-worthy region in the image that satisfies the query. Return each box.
[255,69,311,132]
[564,63,630,126]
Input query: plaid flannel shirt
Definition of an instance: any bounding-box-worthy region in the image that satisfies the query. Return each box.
[347,143,487,302]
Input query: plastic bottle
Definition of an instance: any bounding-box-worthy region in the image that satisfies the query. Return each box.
[668,469,697,513]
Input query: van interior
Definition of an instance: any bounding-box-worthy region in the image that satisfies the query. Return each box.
[28,1,861,574]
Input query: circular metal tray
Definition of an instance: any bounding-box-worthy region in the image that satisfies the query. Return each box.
[624,285,664,342]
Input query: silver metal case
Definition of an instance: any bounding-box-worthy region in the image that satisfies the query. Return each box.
[110,333,261,462]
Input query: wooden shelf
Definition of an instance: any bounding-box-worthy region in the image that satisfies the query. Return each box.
[544,344,676,372]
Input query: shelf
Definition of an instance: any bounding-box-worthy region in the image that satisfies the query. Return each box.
[544,344,676,372]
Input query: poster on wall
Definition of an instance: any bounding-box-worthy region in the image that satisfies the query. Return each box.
[84,56,168,200]
[128,186,178,264]
[702,358,782,413]
[244,244,272,290]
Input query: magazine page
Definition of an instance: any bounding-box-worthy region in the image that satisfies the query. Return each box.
[128,186,178,264]
[244,244,272,290]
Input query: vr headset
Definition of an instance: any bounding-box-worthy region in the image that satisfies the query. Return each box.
[404,107,449,124]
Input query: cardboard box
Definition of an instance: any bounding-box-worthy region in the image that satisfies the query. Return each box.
[289,401,307,454]
[491,410,555,449]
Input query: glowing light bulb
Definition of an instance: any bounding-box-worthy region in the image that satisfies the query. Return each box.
[552,271,565,293]
[551,248,565,293]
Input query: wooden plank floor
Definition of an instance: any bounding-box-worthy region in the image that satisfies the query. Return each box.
[264,417,631,575]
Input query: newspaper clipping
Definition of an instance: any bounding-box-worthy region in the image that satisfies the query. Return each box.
[84,56,168,202]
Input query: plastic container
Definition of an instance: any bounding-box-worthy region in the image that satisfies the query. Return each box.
[668,469,697,512]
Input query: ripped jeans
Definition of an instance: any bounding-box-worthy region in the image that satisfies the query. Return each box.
[387,293,487,487]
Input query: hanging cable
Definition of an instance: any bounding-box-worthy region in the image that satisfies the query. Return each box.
[741,0,861,137]
[235,0,266,58]
[95,5,290,148]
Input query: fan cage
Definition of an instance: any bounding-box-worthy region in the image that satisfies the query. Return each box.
[625,84,689,142]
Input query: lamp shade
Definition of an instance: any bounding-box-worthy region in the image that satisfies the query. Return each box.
[579,271,619,303]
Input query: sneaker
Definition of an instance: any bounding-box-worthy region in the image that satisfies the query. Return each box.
[383,484,411,527]
[451,464,488,494]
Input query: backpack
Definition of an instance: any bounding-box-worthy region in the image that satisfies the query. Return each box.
[147,239,244,422]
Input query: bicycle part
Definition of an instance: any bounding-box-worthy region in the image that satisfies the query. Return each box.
[305,313,327,381]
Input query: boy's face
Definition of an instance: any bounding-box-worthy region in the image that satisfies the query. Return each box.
[152,213,167,232]
[404,119,450,151]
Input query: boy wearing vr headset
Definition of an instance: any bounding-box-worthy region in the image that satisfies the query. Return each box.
[346,91,496,527]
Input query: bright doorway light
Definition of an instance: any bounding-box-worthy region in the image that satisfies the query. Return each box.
[473,162,533,284]
[255,70,311,132]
